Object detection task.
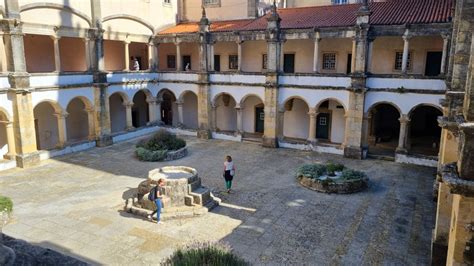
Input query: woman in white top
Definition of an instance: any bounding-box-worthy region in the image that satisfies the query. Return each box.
[223,155,235,193]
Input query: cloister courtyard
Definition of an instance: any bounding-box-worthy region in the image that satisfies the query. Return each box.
[0,134,436,265]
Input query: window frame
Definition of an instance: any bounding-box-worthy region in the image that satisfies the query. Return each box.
[394,50,413,71]
[228,54,238,70]
[262,54,267,70]
[203,0,221,8]
[167,54,176,70]
[322,52,337,71]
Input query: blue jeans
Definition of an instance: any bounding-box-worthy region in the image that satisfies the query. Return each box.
[150,199,162,222]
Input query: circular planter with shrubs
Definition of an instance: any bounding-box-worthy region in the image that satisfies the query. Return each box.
[135,129,187,162]
[162,242,248,266]
[296,163,368,194]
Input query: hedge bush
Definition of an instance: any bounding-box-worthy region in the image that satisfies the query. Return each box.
[136,147,168,162]
[326,163,345,176]
[137,129,186,151]
[340,169,367,181]
[163,242,248,266]
[0,195,13,213]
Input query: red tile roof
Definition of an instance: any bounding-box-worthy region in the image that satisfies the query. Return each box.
[158,0,452,35]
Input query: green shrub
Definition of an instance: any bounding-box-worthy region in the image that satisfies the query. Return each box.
[0,196,13,213]
[137,129,186,151]
[297,164,327,179]
[163,242,248,266]
[136,147,168,162]
[326,163,344,176]
[340,169,367,181]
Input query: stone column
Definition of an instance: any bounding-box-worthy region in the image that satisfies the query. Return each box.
[86,108,95,141]
[351,37,357,73]
[366,38,374,73]
[401,32,411,74]
[156,98,162,123]
[236,106,243,133]
[237,40,243,72]
[211,104,217,131]
[445,194,474,265]
[155,42,160,71]
[123,40,130,71]
[84,37,91,71]
[458,123,474,180]
[279,41,285,72]
[313,34,321,73]
[55,111,68,148]
[4,122,16,159]
[175,41,181,71]
[148,41,157,71]
[124,102,134,130]
[440,34,450,75]
[307,108,317,143]
[396,114,410,153]
[51,36,61,72]
[176,101,184,126]
[343,88,366,159]
[0,34,7,72]
[209,42,215,71]
[432,181,453,264]
[361,113,370,148]
[147,98,157,125]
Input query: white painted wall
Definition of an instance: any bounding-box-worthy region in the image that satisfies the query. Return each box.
[279,76,351,87]
[66,98,89,142]
[182,92,198,129]
[31,87,94,111]
[0,112,7,158]
[210,73,266,84]
[241,41,267,72]
[0,94,13,118]
[109,93,127,133]
[242,96,263,133]
[279,88,349,110]
[366,78,446,91]
[216,95,237,131]
[214,41,238,72]
[211,85,265,106]
[34,102,59,150]
[29,74,93,87]
[327,100,345,144]
[364,92,443,115]
[283,98,309,139]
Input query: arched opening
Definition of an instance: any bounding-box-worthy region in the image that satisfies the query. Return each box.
[66,98,89,143]
[367,103,400,156]
[0,111,9,159]
[408,105,442,156]
[316,99,346,144]
[181,91,198,129]
[132,91,149,128]
[34,102,60,150]
[109,93,127,133]
[283,98,309,140]
[215,94,237,132]
[160,90,177,126]
[241,95,265,136]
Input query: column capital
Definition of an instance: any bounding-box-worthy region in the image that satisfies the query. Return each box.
[54,111,68,119]
[123,102,133,108]
[399,114,410,124]
[402,33,412,41]
[308,108,318,117]
[123,40,131,44]
[175,100,184,106]
[441,33,451,41]
[146,97,157,104]
[50,35,61,41]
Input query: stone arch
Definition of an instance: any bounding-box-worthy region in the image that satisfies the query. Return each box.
[158,89,177,126]
[109,92,128,133]
[179,90,198,129]
[34,101,63,150]
[66,97,92,143]
[407,103,442,118]
[213,93,237,132]
[315,97,347,112]
[240,94,265,134]
[407,104,443,156]
[367,102,401,156]
[132,90,150,128]
[283,97,310,140]
[102,14,155,34]
[20,3,92,27]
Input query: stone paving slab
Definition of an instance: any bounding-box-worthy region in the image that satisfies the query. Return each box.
[0,135,436,265]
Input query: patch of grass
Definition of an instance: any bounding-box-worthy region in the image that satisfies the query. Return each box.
[163,242,248,266]
[0,196,13,213]
[340,169,367,181]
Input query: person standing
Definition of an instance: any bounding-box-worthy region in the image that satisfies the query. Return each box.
[147,178,165,224]
[223,155,235,193]
[133,57,140,71]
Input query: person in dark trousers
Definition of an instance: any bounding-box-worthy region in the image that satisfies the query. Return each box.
[147,178,165,224]
[223,155,235,193]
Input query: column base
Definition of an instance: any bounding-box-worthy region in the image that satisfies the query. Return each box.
[197,129,212,140]
[344,146,363,159]
[431,240,448,266]
[306,139,318,146]
[262,136,279,148]
[395,147,408,154]
[15,152,40,168]
[96,135,113,147]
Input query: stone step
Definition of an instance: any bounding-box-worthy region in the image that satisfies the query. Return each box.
[188,186,211,206]
[242,137,262,144]
[367,153,395,161]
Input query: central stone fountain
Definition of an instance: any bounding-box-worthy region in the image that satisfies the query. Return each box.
[124,166,220,220]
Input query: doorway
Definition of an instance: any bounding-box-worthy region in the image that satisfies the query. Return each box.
[316,113,330,140]
[214,55,220,71]
[182,55,191,71]
[283,54,295,73]
[346,53,352,74]
[255,106,264,133]
[425,51,442,76]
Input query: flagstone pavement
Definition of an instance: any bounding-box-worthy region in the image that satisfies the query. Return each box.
[0,135,436,265]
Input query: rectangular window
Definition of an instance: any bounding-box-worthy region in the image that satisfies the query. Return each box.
[229,55,238,70]
[322,53,337,70]
[332,0,348,4]
[163,0,171,4]
[204,0,220,6]
[262,54,267,70]
[394,51,412,71]
[167,55,176,69]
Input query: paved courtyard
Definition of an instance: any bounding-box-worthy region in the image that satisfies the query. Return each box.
[0,135,436,265]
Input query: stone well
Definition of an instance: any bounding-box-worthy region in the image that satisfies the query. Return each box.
[125,166,220,220]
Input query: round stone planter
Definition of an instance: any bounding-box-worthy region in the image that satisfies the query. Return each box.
[298,175,368,194]
[136,146,188,162]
